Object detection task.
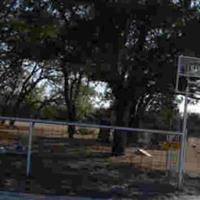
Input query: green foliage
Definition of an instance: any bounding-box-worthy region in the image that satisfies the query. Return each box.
[152,94,180,129]
[24,86,44,108]
[77,128,97,135]
[76,84,96,119]
[160,106,175,125]
[41,106,59,119]
[10,20,30,33]
[40,25,60,38]
[10,19,60,41]
[77,129,89,135]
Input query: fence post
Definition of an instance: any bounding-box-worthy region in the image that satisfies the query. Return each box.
[110,128,115,145]
[26,122,34,176]
[178,81,189,189]
[166,136,172,172]
[165,135,172,183]
[178,133,185,189]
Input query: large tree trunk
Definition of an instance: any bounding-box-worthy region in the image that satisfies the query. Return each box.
[98,119,110,143]
[111,99,132,156]
[62,63,83,139]
[67,105,76,139]
[0,108,6,125]
[9,103,20,127]
[68,125,76,139]
[112,129,127,156]
[127,114,140,145]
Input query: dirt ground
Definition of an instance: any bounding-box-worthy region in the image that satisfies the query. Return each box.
[0,122,199,199]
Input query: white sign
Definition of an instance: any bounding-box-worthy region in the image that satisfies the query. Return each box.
[179,56,200,78]
[175,55,200,94]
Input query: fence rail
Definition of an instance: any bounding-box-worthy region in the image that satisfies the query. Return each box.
[0,115,184,189]
[0,116,183,136]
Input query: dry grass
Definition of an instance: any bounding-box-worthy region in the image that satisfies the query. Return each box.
[0,122,198,197]
[0,122,199,174]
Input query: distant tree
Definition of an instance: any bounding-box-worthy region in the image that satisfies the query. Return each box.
[86,1,194,155]
[0,0,97,138]
[76,82,96,120]
[0,60,50,120]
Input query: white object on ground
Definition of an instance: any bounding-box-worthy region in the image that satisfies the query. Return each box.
[135,148,152,157]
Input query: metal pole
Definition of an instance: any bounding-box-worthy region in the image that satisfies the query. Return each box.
[175,55,182,92]
[183,128,188,170]
[166,136,172,172]
[182,81,189,172]
[178,82,189,189]
[26,122,34,176]
[0,116,183,136]
[178,133,185,189]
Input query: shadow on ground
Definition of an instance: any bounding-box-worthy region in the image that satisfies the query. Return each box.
[0,138,181,199]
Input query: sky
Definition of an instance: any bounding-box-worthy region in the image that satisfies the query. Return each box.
[42,77,200,114]
[179,98,200,114]
[95,83,200,113]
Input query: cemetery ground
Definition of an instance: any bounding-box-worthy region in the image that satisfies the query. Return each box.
[0,122,200,199]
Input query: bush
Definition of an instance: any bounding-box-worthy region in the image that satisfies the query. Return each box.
[77,128,97,135]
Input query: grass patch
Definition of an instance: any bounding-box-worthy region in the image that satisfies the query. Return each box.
[77,128,97,136]
[73,147,96,157]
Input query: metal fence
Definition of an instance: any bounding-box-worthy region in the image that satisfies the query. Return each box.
[0,116,184,191]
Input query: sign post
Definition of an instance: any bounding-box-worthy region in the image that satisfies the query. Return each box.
[26,122,34,176]
[178,81,189,189]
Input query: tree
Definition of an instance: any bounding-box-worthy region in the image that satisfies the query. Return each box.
[83,0,200,155]
[84,1,179,154]
[76,82,96,120]
[2,0,200,154]
[1,0,97,138]
[0,60,52,126]
[0,1,56,123]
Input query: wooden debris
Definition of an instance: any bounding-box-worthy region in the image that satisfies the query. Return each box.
[135,148,152,157]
